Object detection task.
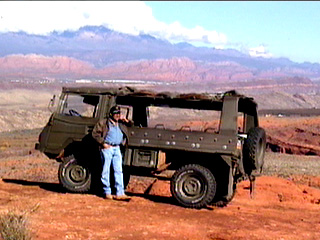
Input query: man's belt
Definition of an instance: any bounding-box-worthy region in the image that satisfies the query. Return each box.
[105,142,120,146]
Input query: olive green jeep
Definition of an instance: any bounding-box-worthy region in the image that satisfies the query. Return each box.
[35,86,266,208]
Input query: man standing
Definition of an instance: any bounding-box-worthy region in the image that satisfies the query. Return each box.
[92,105,131,201]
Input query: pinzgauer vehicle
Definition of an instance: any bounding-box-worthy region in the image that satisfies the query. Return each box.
[35,86,266,208]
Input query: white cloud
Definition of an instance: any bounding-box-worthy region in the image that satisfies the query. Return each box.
[0,1,227,46]
[249,45,273,58]
[161,22,227,45]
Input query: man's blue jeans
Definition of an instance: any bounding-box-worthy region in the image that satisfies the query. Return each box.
[101,146,125,196]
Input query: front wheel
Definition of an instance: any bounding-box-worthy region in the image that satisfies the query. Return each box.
[58,155,91,193]
[170,164,216,208]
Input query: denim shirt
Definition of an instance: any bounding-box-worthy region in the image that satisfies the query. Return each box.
[104,121,123,145]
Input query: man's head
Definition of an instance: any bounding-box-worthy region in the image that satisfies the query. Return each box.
[109,106,121,122]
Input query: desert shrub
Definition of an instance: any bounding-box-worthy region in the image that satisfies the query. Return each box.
[0,210,31,240]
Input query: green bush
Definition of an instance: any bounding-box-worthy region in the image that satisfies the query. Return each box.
[0,211,31,240]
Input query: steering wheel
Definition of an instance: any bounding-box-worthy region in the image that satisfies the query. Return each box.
[69,109,81,117]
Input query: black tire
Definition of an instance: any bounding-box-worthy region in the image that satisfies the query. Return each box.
[58,155,91,193]
[243,127,266,174]
[211,183,237,207]
[170,164,216,209]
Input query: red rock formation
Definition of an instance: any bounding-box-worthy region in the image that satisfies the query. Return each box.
[0,54,94,78]
[0,54,317,92]
[260,116,320,155]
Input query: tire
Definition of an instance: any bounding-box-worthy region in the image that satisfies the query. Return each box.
[170,164,216,209]
[211,183,236,207]
[58,155,91,193]
[243,127,266,174]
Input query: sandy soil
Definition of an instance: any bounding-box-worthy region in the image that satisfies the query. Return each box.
[0,151,319,240]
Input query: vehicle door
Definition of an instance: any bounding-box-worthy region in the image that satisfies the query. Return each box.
[44,93,101,154]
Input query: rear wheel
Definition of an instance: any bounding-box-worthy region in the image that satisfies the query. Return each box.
[170,164,216,208]
[58,155,91,193]
[211,182,236,207]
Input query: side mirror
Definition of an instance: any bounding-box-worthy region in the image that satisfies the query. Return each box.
[48,95,56,112]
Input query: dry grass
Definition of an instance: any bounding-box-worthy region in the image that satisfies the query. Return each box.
[263,151,320,177]
[0,210,31,240]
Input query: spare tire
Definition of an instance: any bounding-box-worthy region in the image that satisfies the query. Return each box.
[243,127,266,175]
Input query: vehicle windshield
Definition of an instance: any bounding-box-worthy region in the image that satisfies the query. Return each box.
[58,93,100,118]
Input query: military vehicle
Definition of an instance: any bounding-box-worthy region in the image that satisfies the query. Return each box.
[35,86,266,208]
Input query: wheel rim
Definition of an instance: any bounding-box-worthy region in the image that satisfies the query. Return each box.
[183,177,202,196]
[70,165,87,182]
[65,164,89,185]
[178,172,207,202]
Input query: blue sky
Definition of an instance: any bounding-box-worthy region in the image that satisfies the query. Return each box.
[146,1,320,63]
[0,1,319,63]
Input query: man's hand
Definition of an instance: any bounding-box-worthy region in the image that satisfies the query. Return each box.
[102,143,111,149]
[120,118,129,123]
[120,118,133,127]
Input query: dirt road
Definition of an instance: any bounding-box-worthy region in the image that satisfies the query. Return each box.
[0,153,320,240]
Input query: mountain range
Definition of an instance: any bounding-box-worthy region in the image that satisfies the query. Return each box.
[1,25,320,85]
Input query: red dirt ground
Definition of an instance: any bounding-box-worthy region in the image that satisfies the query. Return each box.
[0,154,320,240]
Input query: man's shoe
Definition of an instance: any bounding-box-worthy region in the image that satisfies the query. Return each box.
[114,195,131,201]
[104,194,113,200]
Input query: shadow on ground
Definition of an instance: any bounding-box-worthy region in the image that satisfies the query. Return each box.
[2,178,65,193]
[1,178,189,209]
